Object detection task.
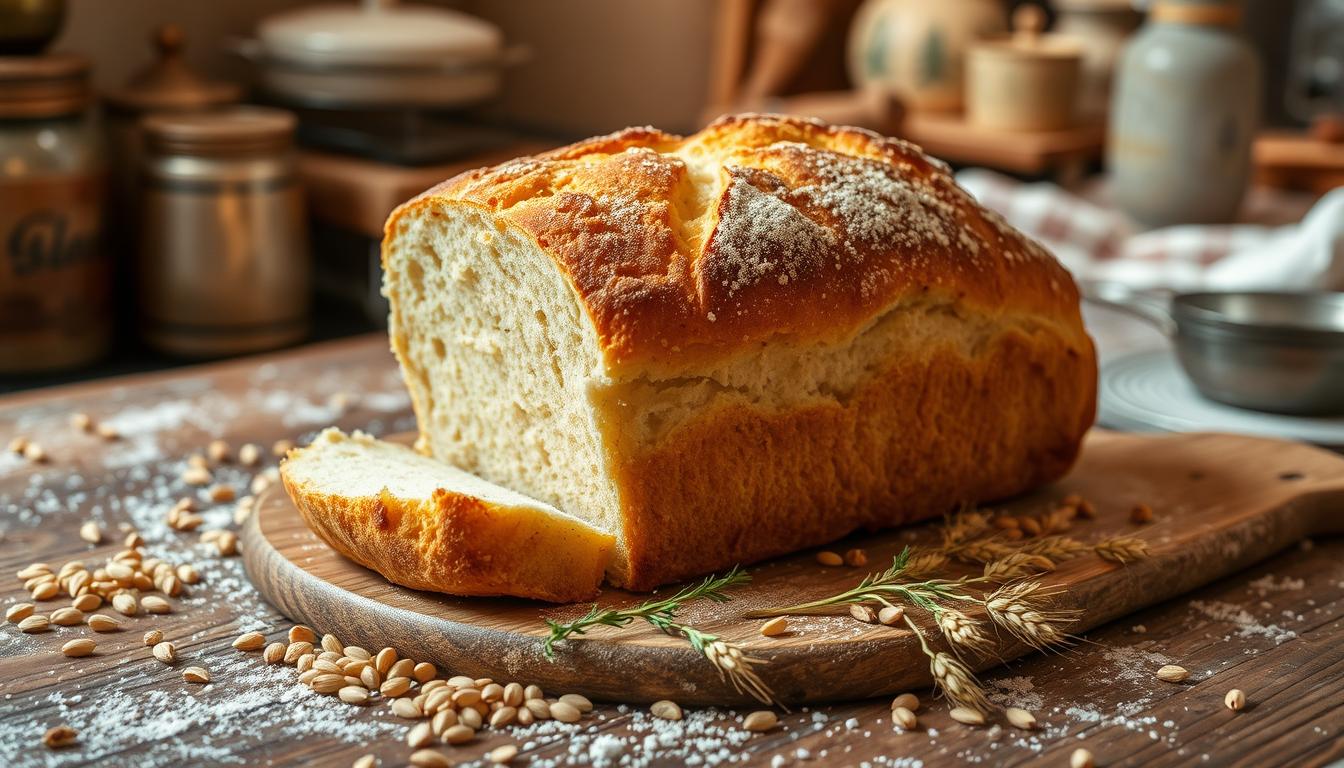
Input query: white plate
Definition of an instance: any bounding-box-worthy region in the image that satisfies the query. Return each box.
[1099,347,1344,448]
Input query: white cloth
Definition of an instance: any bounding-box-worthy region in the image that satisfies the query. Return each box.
[955,169,1344,293]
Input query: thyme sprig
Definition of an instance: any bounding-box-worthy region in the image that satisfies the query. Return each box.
[541,566,779,705]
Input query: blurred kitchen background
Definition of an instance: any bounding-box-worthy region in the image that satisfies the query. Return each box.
[2,0,1341,396]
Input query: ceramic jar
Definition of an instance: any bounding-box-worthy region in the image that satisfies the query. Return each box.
[1108,0,1261,227]
[1053,0,1143,117]
[848,0,1006,113]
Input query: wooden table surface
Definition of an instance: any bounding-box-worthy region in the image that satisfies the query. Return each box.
[1,333,1341,768]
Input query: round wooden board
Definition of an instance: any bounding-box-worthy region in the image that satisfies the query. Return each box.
[241,430,1344,705]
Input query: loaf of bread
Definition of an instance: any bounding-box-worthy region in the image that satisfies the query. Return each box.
[281,428,614,602]
[381,113,1097,592]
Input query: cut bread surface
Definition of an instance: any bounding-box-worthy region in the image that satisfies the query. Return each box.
[280,428,614,602]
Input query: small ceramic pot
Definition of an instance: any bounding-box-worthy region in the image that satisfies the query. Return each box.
[966,7,1082,132]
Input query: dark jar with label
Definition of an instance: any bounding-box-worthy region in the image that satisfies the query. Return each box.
[0,53,109,373]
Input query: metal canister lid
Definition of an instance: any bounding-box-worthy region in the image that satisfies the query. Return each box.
[105,25,241,114]
[0,53,90,118]
[142,106,296,156]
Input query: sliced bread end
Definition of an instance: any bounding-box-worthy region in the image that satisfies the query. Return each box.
[280,428,614,603]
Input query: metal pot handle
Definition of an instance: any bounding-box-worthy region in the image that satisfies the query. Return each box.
[1081,281,1178,337]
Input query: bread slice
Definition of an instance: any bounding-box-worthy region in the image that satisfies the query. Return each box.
[279,428,615,602]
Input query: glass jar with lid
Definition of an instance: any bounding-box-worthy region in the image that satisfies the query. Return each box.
[0,53,109,373]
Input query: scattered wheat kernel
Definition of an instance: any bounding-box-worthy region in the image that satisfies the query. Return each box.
[50,607,83,626]
[1070,747,1095,768]
[1018,517,1042,536]
[815,550,843,567]
[1225,688,1246,711]
[381,677,412,698]
[843,548,868,567]
[6,602,34,622]
[949,706,986,726]
[153,642,177,664]
[96,422,119,440]
[182,666,211,684]
[413,661,437,682]
[311,673,346,694]
[297,654,315,673]
[87,614,121,632]
[560,693,594,713]
[459,707,483,730]
[516,707,534,727]
[523,684,544,700]
[849,604,878,623]
[890,692,919,712]
[208,439,230,463]
[31,581,59,601]
[742,710,778,732]
[352,755,376,768]
[1130,503,1154,524]
[18,615,49,633]
[61,638,96,657]
[215,531,238,557]
[444,723,477,745]
[891,706,917,730]
[233,632,266,651]
[1005,707,1037,730]
[406,722,435,749]
[878,606,906,626]
[392,698,423,719]
[7,435,28,454]
[43,724,77,749]
[285,641,314,664]
[72,594,100,613]
[489,706,518,728]
[125,531,144,549]
[550,701,582,723]
[23,442,47,463]
[143,629,163,646]
[288,625,317,644]
[141,595,172,614]
[79,521,102,544]
[1156,664,1189,683]
[409,750,451,768]
[69,412,93,432]
[181,466,212,486]
[489,744,519,764]
[524,699,551,720]
[344,645,371,661]
[1076,499,1096,519]
[239,443,261,466]
[272,439,294,457]
[321,633,344,654]
[339,686,370,705]
[208,484,236,503]
[111,594,138,616]
[176,564,201,584]
[993,515,1019,530]
[481,682,505,703]
[759,617,788,637]
[360,666,380,689]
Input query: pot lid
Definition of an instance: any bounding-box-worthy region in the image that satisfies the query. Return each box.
[143,106,296,156]
[257,0,502,68]
[975,4,1084,59]
[105,24,241,113]
[0,53,90,118]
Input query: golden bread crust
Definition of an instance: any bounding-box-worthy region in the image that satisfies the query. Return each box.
[280,467,614,604]
[387,113,1088,375]
[611,330,1095,589]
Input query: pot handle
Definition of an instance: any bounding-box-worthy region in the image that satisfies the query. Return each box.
[1081,281,1178,336]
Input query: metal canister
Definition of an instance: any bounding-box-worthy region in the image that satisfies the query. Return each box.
[0,53,109,373]
[139,107,309,358]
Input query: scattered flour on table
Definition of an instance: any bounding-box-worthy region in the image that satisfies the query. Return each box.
[1188,600,1297,644]
[1247,574,1305,595]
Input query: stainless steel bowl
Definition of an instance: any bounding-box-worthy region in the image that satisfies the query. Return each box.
[1088,287,1344,415]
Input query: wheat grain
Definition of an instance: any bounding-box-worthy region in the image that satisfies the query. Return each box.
[1005,707,1037,730]
[891,706,917,730]
[153,642,176,664]
[1225,688,1245,711]
[742,710,777,732]
[42,725,77,749]
[1071,748,1095,768]
[1156,664,1189,683]
[759,617,788,637]
[61,638,96,657]
[233,632,266,651]
[1096,537,1149,564]
[949,706,986,725]
[651,700,682,721]
[815,551,843,567]
[983,552,1055,581]
[488,744,519,764]
[87,614,121,632]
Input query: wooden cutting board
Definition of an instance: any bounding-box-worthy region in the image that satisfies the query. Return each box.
[241,430,1344,706]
